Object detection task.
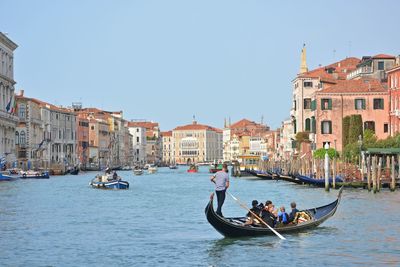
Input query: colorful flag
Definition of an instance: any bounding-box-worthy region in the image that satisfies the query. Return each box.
[10,95,17,114]
[5,96,12,112]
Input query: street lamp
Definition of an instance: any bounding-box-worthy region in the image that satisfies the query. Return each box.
[324,142,330,191]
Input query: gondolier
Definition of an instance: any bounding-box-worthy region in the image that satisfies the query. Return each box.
[210,163,229,216]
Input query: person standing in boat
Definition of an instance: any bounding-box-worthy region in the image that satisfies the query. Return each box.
[210,163,229,217]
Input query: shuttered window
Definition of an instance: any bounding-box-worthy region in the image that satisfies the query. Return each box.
[321,99,332,110]
[321,121,332,134]
[355,98,366,110]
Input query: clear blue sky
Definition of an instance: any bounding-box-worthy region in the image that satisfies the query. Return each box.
[1,0,399,130]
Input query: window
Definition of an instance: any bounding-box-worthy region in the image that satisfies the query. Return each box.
[136,137,139,143]
[321,98,332,110]
[20,131,26,145]
[384,123,389,133]
[18,104,26,119]
[378,61,384,70]
[305,118,311,131]
[321,121,332,134]
[364,121,375,132]
[373,98,384,110]
[355,98,366,110]
[293,100,297,111]
[91,126,94,130]
[15,131,19,145]
[304,98,311,109]
[303,81,313,87]
[311,116,316,134]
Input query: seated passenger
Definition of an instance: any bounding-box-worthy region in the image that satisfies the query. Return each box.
[247,200,261,217]
[260,204,277,228]
[113,171,118,180]
[288,202,299,223]
[278,206,289,225]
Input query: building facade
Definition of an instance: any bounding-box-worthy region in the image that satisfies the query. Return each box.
[387,62,400,135]
[127,122,147,165]
[0,32,18,168]
[161,131,174,165]
[315,79,390,151]
[173,120,222,164]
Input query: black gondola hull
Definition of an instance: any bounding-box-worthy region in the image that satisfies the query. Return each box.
[205,188,343,238]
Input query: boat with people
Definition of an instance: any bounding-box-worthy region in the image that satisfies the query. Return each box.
[205,187,343,238]
[69,168,80,175]
[187,164,198,173]
[295,174,344,187]
[19,170,50,179]
[89,173,129,189]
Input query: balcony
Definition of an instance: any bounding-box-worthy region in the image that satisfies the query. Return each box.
[0,110,19,123]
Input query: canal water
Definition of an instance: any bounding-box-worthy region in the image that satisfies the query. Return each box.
[0,166,399,266]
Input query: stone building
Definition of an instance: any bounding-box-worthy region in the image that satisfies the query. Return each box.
[0,32,18,167]
[387,60,400,135]
[173,120,222,164]
[127,122,147,165]
[161,131,174,165]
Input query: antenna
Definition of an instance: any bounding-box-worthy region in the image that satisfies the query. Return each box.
[333,49,336,60]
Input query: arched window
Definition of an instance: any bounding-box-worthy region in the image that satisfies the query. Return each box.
[20,131,26,145]
[15,131,19,145]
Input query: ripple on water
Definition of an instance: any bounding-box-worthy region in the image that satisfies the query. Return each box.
[0,168,400,266]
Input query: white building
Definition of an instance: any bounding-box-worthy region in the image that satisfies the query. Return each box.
[128,122,147,165]
[0,32,18,167]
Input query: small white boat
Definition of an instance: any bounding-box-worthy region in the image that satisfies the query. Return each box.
[133,169,143,175]
[148,165,158,174]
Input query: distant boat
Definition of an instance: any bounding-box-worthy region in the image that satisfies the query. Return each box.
[169,165,178,169]
[187,165,198,173]
[148,165,158,174]
[133,169,144,175]
[70,168,80,175]
[19,170,50,179]
[209,164,223,173]
[0,172,18,181]
[90,174,129,189]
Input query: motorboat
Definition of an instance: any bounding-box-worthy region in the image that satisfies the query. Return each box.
[90,174,129,189]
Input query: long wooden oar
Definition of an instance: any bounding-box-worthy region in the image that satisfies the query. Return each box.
[227,191,286,240]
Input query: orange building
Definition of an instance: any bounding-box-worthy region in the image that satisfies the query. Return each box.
[315,78,390,151]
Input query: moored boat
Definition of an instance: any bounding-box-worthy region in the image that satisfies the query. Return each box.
[205,187,343,238]
[90,174,129,189]
[169,165,178,169]
[69,168,79,175]
[295,174,344,187]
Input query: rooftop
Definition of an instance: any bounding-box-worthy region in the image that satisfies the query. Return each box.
[317,78,386,94]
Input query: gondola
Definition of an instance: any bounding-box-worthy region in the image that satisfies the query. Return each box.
[255,171,274,180]
[70,168,79,175]
[296,174,344,187]
[205,187,343,238]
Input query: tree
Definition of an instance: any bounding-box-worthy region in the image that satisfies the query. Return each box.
[313,148,339,159]
[295,131,310,150]
[348,115,363,144]
[342,116,350,147]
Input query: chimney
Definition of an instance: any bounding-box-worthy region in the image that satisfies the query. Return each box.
[20,89,24,96]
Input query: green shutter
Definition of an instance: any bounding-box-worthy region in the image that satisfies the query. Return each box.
[320,121,323,134]
[354,99,357,110]
[311,100,316,111]
[362,99,366,109]
[328,99,332,110]
[321,99,324,110]
[329,121,332,134]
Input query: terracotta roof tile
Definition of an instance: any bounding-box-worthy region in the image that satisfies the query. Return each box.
[317,79,387,94]
[298,57,360,80]
[174,123,221,133]
[372,54,396,59]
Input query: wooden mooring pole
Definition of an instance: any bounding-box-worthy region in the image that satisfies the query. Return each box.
[377,157,382,192]
[372,156,377,193]
[391,155,396,192]
[367,156,371,191]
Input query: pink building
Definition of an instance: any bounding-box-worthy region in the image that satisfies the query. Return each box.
[315,78,390,151]
[387,63,400,135]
